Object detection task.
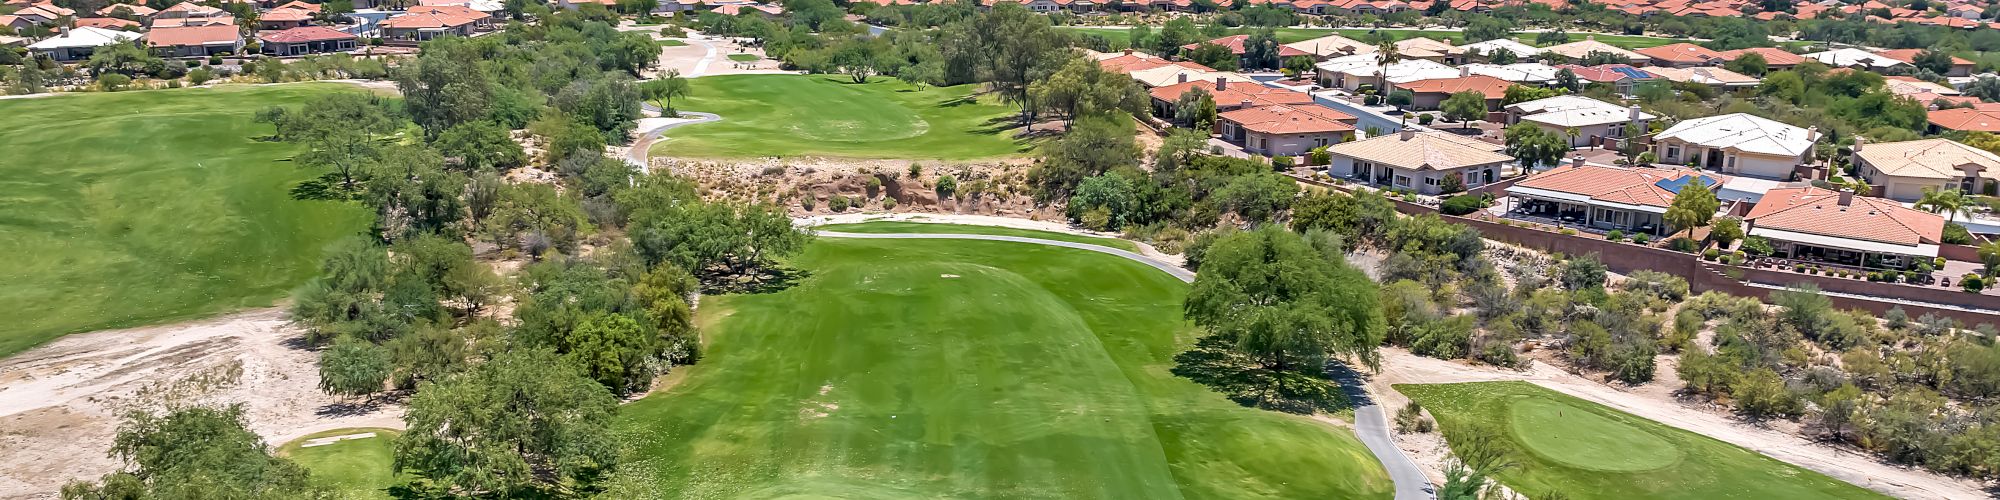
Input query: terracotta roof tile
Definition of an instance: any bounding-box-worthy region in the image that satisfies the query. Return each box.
[1746,186,1944,245]
[145,24,240,47]
[1393,75,1512,99]
[1218,104,1357,134]
[1635,42,1728,65]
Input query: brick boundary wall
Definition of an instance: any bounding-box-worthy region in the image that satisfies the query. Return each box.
[1288,175,2000,325]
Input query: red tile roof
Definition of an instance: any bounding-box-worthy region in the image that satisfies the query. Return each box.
[382,6,485,28]
[74,17,141,29]
[1394,75,1512,99]
[260,25,356,43]
[1097,52,1212,74]
[1180,34,1311,58]
[1873,48,1973,67]
[1929,105,2000,132]
[1218,104,1357,134]
[145,24,240,47]
[1716,47,1805,66]
[260,8,313,22]
[1635,42,1728,66]
[1746,186,1945,245]
[1513,164,1714,209]
[1149,79,1315,108]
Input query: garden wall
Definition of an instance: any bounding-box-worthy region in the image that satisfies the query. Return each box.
[1940,243,1982,263]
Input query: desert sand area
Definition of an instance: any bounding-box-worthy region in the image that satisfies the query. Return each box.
[1368,348,1992,500]
[0,309,403,499]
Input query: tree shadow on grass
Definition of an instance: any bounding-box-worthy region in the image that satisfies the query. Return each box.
[1171,334,1354,415]
[701,264,811,295]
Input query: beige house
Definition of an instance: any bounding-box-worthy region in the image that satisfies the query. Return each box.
[1217,104,1358,157]
[1505,95,1655,148]
[1327,129,1514,194]
[1853,138,2000,201]
[1653,113,1818,180]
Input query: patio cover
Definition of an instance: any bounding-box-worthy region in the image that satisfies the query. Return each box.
[1749,227,1940,257]
[1506,185,1670,214]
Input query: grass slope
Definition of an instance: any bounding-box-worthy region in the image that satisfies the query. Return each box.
[279,428,402,499]
[1057,26,1680,48]
[0,84,372,357]
[815,221,1140,252]
[650,74,1032,160]
[618,238,1392,499]
[1397,382,1889,500]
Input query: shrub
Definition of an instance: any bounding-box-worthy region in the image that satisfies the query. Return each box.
[208,55,223,65]
[1363,94,1381,105]
[1417,113,1435,125]
[934,174,958,198]
[97,73,131,91]
[883,197,898,210]
[1307,146,1331,166]
[1394,402,1432,433]
[1632,233,1650,244]
[1964,273,1986,293]
[1794,263,1807,272]
[1945,223,1972,244]
[1440,194,1485,215]
[1271,155,1295,168]
[1741,236,1774,257]
[1667,237,1699,253]
[1868,272,1882,282]
[1605,230,1624,242]
[1560,228,1578,236]
[907,163,922,178]
[1703,248,1721,260]
[187,67,214,85]
[829,195,850,212]
[865,176,883,197]
[800,195,816,211]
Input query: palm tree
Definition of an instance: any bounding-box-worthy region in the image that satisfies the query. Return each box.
[1916,187,1972,224]
[1374,38,1401,101]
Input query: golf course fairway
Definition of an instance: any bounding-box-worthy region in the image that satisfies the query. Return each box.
[1398,381,1889,500]
[616,236,1393,498]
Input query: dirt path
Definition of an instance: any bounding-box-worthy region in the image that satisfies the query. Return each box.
[1369,348,1991,500]
[0,309,403,499]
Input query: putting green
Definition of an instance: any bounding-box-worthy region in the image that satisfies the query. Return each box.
[0,84,372,358]
[617,236,1392,498]
[649,74,1031,160]
[1508,397,1680,472]
[278,427,400,498]
[1399,382,1889,500]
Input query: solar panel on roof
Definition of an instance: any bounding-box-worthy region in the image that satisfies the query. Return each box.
[1654,175,1719,194]
[1611,66,1651,79]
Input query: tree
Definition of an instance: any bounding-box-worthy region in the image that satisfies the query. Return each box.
[396,349,619,497]
[432,120,527,172]
[1212,173,1299,223]
[1440,91,1488,126]
[1733,367,1802,419]
[1282,55,1316,78]
[1174,87,1220,129]
[1562,253,1608,291]
[831,34,887,83]
[626,196,810,279]
[1664,176,1720,238]
[1502,84,1563,105]
[61,406,320,499]
[1503,123,1569,170]
[1915,187,1972,223]
[1709,217,1743,248]
[1374,38,1402,92]
[1725,51,1769,76]
[1554,67,1580,91]
[1912,49,1957,76]
[1580,50,1631,66]
[1186,42,1240,71]
[84,42,160,78]
[639,69,692,113]
[264,92,400,193]
[1028,56,1148,127]
[395,36,497,138]
[1067,172,1137,230]
[1464,16,1513,42]
[1029,114,1141,201]
[1184,226,1386,371]
[563,312,662,395]
[319,335,391,398]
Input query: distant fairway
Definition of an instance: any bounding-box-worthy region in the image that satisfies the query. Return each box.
[617,236,1393,498]
[1398,382,1889,500]
[648,74,1032,160]
[0,84,372,358]
[1057,26,1681,48]
[279,428,401,499]
[815,221,1140,252]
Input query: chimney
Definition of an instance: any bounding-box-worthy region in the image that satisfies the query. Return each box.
[1572,155,1586,169]
[1853,136,1865,152]
[1628,105,1642,122]
[1806,125,1819,141]
[1217,77,1229,90]
[1460,66,1471,78]
[1123,49,1133,55]
[1178,73,1188,84]
[1838,189,1855,207]
[1399,127,1416,140]
[1239,100,1253,109]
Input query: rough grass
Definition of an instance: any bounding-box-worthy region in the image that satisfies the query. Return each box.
[725,53,758,62]
[278,427,401,499]
[648,74,1032,160]
[1056,26,1681,48]
[0,84,372,358]
[815,221,1140,252]
[616,238,1392,499]
[658,39,689,47]
[1397,381,1890,500]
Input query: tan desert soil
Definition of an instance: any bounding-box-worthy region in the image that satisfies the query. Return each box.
[0,309,403,499]
[1369,347,1991,500]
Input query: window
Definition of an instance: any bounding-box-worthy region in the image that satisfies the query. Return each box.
[1395,175,1412,187]
[1315,137,1330,147]
[1666,146,1680,160]
[1425,177,1440,186]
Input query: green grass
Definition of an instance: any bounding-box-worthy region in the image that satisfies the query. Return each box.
[1397,382,1890,500]
[725,53,758,62]
[0,84,372,358]
[815,221,1140,252]
[1057,26,1681,49]
[617,238,1392,498]
[649,74,1031,160]
[279,428,401,499]
[658,38,688,47]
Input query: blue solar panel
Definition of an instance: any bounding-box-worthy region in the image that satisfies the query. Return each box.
[1654,175,1719,194]
[1610,66,1652,79]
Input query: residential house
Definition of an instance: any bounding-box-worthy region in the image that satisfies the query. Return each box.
[1282,33,1374,60]
[8,4,68,25]
[1949,3,1983,19]
[74,17,141,29]
[1503,162,1721,235]
[1181,35,1312,69]
[1393,74,1512,111]
[149,2,232,27]
[1884,76,1979,107]
[146,24,243,57]
[1634,42,1728,67]
[1315,52,1458,92]
[260,25,358,55]
[1716,47,1804,72]
[418,0,507,14]
[0,15,32,32]
[1460,38,1541,62]
[1147,77,1314,122]
[1505,95,1655,147]
[1852,138,1999,201]
[1803,48,1908,71]
[1217,104,1358,157]
[1328,129,1514,194]
[1461,62,1561,86]
[1928,103,2000,133]
[1744,186,1946,268]
[25,25,140,61]
[381,5,486,41]
[1392,36,1464,64]
[1126,65,1252,88]
[258,7,314,30]
[1639,65,1761,89]
[272,1,324,13]
[1542,36,1653,65]
[1653,112,1819,179]
[1554,64,1660,95]
[96,3,158,17]
[1874,48,1976,77]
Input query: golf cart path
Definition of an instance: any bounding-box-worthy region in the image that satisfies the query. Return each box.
[628,106,720,173]
[811,228,1436,500]
[1373,348,1990,500]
